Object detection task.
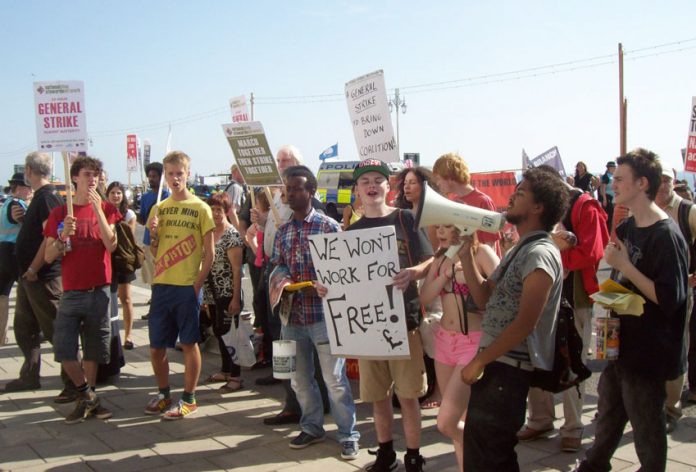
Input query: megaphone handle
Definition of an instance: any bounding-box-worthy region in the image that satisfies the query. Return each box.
[445,243,463,261]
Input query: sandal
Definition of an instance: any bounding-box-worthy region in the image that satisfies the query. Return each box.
[205,372,232,383]
[219,378,243,394]
[420,399,441,410]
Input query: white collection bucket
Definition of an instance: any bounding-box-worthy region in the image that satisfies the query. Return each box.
[272,340,297,379]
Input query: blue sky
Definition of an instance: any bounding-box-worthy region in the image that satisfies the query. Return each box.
[1,1,695,185]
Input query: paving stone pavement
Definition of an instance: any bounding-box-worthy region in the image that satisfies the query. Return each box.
[1,280,695,471]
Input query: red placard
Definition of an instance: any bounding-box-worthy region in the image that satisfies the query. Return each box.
[126,134,138,172]
[685,97,696,173]
[469,171,518,212]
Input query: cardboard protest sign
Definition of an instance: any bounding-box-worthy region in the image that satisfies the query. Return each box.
[345,70,399,163]
[222,121,283,186]
[143,139,151,166]
[34,80,87,152]
[229,95,250,123]
[126,134,138,172]
[527,146,567,178]
[684,97,696,173]
[470,171,518,212]
[309,226,410,359]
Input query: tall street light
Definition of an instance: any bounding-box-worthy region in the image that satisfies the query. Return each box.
[389,88,407,159]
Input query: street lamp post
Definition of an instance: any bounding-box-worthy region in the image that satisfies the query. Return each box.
[389,88,407,159]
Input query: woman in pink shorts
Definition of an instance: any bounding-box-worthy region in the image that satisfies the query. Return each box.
[420,225,499,470]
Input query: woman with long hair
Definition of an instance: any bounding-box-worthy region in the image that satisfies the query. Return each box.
[394,166,439,250]
[420,226,499,470]
[106,181,137,350]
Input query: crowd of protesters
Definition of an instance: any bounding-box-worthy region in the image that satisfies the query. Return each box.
[0,146,694,472]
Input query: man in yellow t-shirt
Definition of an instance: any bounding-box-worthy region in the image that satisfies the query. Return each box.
[143,151,215,420]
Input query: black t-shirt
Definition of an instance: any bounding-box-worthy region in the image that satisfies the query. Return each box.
[575,173,594,193]
[347,209,433,330]
[614,217,688,379]
[16,184,62,280]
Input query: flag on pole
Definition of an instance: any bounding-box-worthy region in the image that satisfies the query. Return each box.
[522,148,531,169]
[319,143,338,161]
[165,124,173,154]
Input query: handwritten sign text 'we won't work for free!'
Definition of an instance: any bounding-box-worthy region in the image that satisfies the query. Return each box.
[309,226,410,359]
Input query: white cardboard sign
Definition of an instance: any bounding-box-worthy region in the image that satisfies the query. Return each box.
[34,80,87,152]
[345,70,399,163]
[309,226,410,359]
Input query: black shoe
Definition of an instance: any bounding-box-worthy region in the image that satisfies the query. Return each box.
[263,411,301,425]
[288,431,325,449]
[365,448,399,472]
[666,415,679,434]
[141,313,150,320]
[255,375,281,386]
[404,453,425,472]
[123,340,134,350]
[54,385,79,404]
[3,378,41,392]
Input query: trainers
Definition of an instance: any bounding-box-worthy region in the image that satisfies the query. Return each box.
[517,425,554,441]
[64,391,99,425]
[162,399,198,420]
[404,453,425,472]
[666,415,679,434]
[94,404,113,420]
[289,431,325,449]
[54,385,79,404]
[341,440,359,460]
[144,394,173,415]
[561,436,582,452]
[365,449,399,472]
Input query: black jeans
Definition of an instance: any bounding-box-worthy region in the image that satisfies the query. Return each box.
[464,361,531,472]
[211,297,241,377]
[578,362,667,472]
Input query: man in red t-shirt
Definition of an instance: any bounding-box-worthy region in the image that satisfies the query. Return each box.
[44,156,120,425]
[432,153,502,256]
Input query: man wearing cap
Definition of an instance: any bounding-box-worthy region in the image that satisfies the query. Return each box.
[339,158,433,472]
[4,152,73,399]
[0,173,32,345]
[600,161,617,230]
[656,165,696,432]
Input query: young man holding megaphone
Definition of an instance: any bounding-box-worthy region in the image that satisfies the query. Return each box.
[457,167,569,471]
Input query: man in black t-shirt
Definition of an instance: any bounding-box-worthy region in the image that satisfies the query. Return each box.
[3,152,73,399]
[346,159,433,472]
[577,149,688,472]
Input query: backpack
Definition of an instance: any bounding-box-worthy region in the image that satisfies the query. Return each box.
[112,221,144,275]
[529,297,591,393]
[498,232,591,394]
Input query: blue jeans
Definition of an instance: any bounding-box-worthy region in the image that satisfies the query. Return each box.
[282,320,359,443]
[578,362,666,472]
[464,361,531,472]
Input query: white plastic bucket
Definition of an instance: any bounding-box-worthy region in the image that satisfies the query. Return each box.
[272,340,297,379]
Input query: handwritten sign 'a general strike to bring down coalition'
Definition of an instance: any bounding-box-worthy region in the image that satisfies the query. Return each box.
[309,226,410,359]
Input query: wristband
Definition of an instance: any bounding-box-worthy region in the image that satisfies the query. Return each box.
[27,266,36,274]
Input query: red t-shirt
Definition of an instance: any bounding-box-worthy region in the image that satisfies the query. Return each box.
[449,188,502,255]
[45,201,121,291]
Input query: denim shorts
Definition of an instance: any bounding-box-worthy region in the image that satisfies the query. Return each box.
[148,284,201,348]
[53,286,111,363]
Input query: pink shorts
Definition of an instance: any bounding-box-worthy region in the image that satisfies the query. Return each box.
[433,326,482,366]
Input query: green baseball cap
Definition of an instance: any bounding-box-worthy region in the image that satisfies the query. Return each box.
[353,158,390,181]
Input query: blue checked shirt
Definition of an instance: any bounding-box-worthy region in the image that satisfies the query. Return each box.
[271,208,340,326]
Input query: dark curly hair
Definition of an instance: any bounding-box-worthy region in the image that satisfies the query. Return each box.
[521,167,570,232]
[394,167,439,210]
